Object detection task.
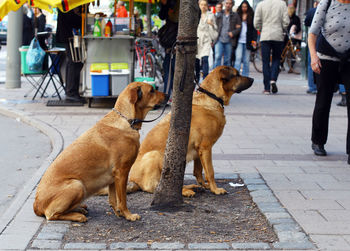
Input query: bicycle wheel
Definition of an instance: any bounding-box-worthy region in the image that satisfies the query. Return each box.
[286,46,301,70]
[142,52,156,78]
[251,46,262,73]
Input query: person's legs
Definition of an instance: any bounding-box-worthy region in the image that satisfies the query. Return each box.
[65,44,83,98]
[307,51,317,93]
[270,41,284,82]
[162,52,171,93]
[167,54,175,97]
[202,56,209,79]
[214,41,224,68]
[312,60,338,147]
[261,41,271,92]
[223,42,232,66]
[242,45,250,77]
[234,42,243,72]
[195,58,201,82]
[340,63,350,156]
[231,45,236,67]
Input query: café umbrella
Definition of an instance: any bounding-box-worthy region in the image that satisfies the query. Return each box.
[0,0,95,20]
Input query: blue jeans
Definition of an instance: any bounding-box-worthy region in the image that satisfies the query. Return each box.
[214,41,232,68]
[261,41,284,91]
[195,56,209,81]
[234,42,250,77]
[307,51,317,92]
[162,52,175,96]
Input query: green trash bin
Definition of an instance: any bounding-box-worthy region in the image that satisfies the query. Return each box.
[20,46,47,74]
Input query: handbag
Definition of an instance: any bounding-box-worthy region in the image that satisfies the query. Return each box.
[158,20,178,49]
[26,38,46,72]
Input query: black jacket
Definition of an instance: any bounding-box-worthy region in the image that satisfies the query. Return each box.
[304,7,316,27]
[215,11,241,47]
[56,8,81,44]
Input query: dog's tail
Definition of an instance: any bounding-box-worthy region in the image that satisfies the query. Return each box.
[127,181,141,193]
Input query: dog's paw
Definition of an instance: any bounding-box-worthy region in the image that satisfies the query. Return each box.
[126,213,141,221]
[182,189,196,197]
[212,187,227,195]
[74,214,88,223]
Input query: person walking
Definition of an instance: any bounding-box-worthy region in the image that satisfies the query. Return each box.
[158,0,179,100]
[286,5,302,74]
[233,0,257,77]
[196,0,218,82]
[308,0,350,163]
[304,0,319,94]
[56,7,85,102]
[214,0,241,68]
[254,0,289,95]
[33,8,47,50]
[22,5,33,46]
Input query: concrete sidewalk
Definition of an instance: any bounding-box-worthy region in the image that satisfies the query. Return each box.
[0,66,349,250]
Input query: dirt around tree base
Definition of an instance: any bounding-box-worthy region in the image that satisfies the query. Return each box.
[63,179,278,244]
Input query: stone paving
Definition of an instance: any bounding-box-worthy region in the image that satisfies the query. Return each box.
[0,65,350,250]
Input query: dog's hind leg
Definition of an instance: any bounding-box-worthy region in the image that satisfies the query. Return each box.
[193,158,209,189]
[44,180,87,222]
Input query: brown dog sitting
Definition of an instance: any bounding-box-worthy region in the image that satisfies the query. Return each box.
[33,82,166,222]
[127,66,253,197]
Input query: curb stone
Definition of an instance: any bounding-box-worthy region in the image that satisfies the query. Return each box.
[0,106,64,250]
[29,173,316,250]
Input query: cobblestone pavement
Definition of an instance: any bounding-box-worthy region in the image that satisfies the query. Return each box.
[0,61,350,250]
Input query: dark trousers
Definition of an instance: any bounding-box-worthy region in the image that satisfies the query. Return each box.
[64,44,83,97]
[261,41,284,91]
[162,51,175,96]
[195,56,209,82]
[312,59,350,154]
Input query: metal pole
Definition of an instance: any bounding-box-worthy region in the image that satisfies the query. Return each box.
[5,7,23,89]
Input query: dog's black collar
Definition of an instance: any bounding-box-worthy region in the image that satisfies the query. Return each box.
[112,108,141,131]
[197,87,224,108]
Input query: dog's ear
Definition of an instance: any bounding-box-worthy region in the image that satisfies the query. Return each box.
[129,86,142,104]
[219,66,235,84]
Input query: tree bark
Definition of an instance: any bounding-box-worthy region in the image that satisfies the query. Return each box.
[151,0,199,208]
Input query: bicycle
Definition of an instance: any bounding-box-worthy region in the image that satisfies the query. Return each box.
[251,35,301,73]
[134,37,164,89]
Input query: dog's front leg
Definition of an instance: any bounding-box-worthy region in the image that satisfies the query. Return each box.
[198,149,227,195]
[108,183,118,213]
[114,168,140,221]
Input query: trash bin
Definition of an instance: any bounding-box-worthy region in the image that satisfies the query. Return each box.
[110,63,129,96]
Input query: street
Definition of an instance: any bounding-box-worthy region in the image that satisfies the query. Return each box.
[0,44,350,250]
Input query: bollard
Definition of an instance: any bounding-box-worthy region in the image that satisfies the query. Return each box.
[300,25,308,80]
[5,8,23,89]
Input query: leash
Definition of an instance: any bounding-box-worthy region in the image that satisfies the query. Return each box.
[112,95,169,131]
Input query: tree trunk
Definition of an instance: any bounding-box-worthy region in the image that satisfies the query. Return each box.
[146,3,152,37]
[151,0,199,208]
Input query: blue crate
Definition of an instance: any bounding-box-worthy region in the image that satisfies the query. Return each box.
[91,73,109,96]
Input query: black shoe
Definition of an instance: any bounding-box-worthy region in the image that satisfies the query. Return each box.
[337,94,347,107]
[312,143,327,156]
[271,82,278,94]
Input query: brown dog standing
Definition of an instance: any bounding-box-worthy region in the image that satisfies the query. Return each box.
[128,66,253,197]
[33,82,166,222]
